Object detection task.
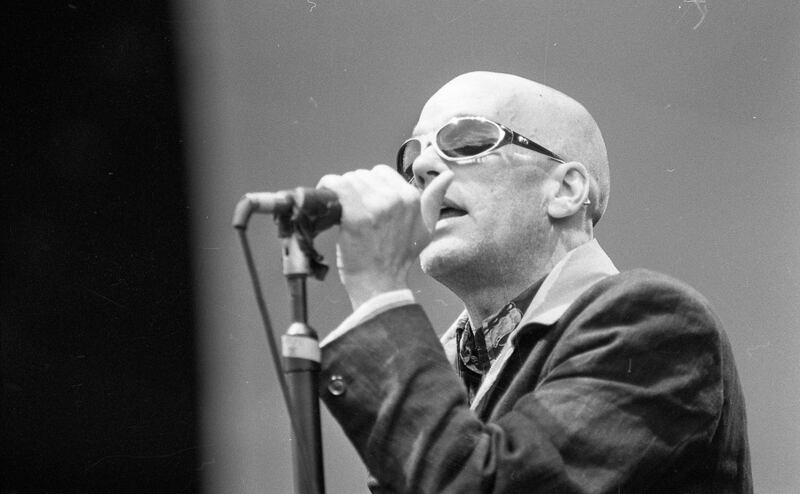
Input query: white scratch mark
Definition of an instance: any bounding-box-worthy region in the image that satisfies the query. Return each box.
[675,3,690,26]
[86,447,197,472]
[684,0,708,30]
[543,0,553,83]
[85,287,128,309]
[436,0,486,25]
[309,96,318,108]
[307,0,317,13]
[746,340,771,359]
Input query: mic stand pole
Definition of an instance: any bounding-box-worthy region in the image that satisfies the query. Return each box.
[278,214,326,494]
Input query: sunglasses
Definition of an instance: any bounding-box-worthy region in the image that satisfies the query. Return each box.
[396,116,566,183]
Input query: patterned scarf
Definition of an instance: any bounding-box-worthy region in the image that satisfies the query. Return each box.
[455,277,545,402]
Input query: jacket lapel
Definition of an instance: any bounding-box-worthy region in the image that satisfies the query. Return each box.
[439,239,619,411]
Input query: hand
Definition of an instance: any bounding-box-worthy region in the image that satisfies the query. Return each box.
[317,165,453,309]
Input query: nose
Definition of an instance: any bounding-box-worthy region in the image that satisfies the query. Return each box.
[411,144,450,189]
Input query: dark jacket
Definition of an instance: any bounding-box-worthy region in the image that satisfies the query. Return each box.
[319,242,751,493]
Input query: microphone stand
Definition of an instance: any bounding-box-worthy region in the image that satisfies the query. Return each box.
[233,194,331,494]
[277,214,325,494]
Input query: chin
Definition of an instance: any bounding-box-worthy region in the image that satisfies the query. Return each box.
[419,238,472,282]
[418,250,443,278]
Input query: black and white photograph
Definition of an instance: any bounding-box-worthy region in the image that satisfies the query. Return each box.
[3,1,798,492]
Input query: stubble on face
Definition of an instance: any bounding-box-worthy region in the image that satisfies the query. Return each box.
[412,73,558,292]
[419,187,552,293]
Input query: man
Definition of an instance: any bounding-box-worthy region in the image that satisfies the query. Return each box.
[316,71,751,493]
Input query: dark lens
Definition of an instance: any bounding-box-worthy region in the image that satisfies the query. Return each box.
[437,118,501,159]
[397,139,421,180]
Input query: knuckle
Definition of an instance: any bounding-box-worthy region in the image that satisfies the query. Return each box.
[317,173,341,188]
[372,163,393,175]
[398,185,419,205]
[373,163,404,184]
[342,170,360,181]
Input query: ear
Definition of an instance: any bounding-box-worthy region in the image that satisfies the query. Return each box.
[546,161,590,220]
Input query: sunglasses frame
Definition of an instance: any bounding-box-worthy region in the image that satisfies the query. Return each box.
[396,116,566,182]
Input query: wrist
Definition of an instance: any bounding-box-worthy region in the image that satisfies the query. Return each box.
[343,273,411,311]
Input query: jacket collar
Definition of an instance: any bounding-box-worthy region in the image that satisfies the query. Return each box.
[440,239,619,377]
[514,238,619,331]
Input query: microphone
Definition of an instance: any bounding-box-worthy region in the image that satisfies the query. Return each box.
[232,187,341,231]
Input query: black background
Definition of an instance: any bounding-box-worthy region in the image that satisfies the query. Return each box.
[2,2,198,492]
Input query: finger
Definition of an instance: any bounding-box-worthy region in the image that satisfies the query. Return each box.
[371,164,406,184]
[420,170,454,232]
[317,173,344,191]
[317,171,369,230]
[349,168,393,214]
[372,163,420,204]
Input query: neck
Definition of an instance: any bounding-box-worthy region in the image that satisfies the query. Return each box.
[460,277,544,327]
[449,238,580,326]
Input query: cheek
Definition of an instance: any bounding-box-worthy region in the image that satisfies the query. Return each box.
[461,159,549,229]
[482,205,543,246]
[477,181,546,229]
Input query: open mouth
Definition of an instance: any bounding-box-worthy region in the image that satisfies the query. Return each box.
[439,206,467,220]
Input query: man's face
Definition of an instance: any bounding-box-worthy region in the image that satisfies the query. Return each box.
[411,78,556,287]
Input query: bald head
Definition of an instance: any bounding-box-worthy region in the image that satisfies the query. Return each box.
[419,71,609,224]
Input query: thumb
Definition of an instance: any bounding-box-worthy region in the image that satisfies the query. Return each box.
[420,170,455,232]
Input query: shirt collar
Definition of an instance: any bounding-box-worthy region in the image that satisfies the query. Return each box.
[441,239,618,360]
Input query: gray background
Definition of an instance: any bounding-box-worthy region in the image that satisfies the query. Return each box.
[176,1,799,492]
